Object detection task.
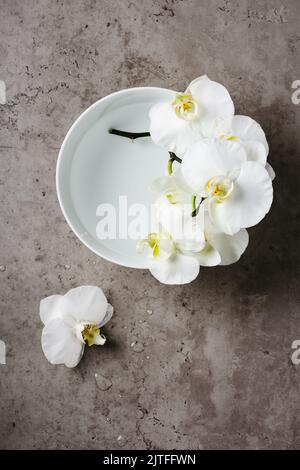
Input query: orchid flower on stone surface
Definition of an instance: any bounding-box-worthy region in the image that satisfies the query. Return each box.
[149,75,235,156]
[181,138,273,235]
[40,286,113,368]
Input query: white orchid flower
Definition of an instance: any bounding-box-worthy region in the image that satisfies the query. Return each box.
[138,229,200,285]
[149,75,234,156]
[138,192,249,283]
[138,197,202,284]
[40,286,113,368]
[181,138,273,235]
[215,114,275,180]
[154,198,249,267]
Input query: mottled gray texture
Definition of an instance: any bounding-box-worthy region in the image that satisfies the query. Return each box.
[0,0,299,450]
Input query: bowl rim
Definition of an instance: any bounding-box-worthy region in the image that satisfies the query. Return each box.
[56,86,175,269]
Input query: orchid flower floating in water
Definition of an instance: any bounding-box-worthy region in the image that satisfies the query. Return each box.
[110,75,275,285]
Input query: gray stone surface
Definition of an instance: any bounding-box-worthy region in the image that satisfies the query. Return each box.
[0,0,299,450]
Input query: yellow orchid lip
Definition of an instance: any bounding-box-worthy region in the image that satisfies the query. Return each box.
[205,176,234,203]
[138,231,175,260]
[76,323,106,347]
[172,92,198,121]
[81,324,100,346]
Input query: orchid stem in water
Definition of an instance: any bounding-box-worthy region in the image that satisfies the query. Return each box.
[109,129,183,167]
[109,128,151,140]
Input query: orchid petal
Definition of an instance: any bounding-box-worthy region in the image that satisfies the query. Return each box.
[208,228,249,265]
[231,115,269,156]
[153,195,192,239]
[149,254,199,285]
[242,140,267,166]
[209,162,273,233]
[150,169,194,204]
[194,242,221,267]
[149,175,173,193]
[181,139,247,193]
[41,318,84,368]
[187,76,234,137]
[153,196,206,254]
[98,303,114,328]
[63,286,108,325]
[149,101,201,156]
[40,295,63,325]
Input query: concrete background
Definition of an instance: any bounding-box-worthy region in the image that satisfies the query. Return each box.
[0,0,300,450]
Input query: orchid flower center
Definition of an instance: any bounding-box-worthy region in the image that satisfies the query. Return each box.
[140,232,175,260]
[172,92,198,121]
[76,322,106,347]
[205,176,234,203]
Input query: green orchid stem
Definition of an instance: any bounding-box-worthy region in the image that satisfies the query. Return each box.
[191,195,197,213]
[168,159,174,176]
[168,152,182,178]
[191,195,198,217]
[109,128,151,140]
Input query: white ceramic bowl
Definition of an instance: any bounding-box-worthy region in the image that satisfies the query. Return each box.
[56,87,174,268]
